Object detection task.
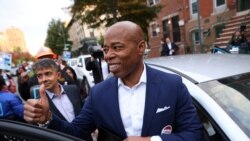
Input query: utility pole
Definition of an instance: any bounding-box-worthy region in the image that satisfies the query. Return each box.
[197,0,203,53]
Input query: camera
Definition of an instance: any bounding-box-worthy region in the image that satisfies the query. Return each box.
[88,45,104,59]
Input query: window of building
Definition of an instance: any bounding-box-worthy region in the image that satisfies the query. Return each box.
[190,0,198,20]
[192,30,200,45]
[150,22,159,37]
[172,16,181,42]
[162,19,170,37]
[148,0,160,6]
[192,0,198,14]
[216,0,225,7]
[90,31,94,37]
[213,0,226,14]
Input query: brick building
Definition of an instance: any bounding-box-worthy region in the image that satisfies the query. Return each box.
[147,0,250,58]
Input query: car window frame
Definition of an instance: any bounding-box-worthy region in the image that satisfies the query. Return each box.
[0,119,85,141]
[192,98,230,141]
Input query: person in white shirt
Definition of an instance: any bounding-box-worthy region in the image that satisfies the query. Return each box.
[24,21,202,141]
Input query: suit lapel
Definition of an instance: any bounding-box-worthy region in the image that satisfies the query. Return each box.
[63,86,81,116]
[141,66,159,136]
[107,78,127,138]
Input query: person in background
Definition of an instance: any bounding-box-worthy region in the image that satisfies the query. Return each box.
[29,58,91,139]
[24,21,202,141]
[7,75,17,94]
[0,75,24,121]
[86,45,109,84]
[62,66,83,93]
[228,30,247,47]
[56,56,69,70]
[17,65,30,100]
[227,29,249,54]
[63,66,78,84]
[161,35,179,56]
[18,46,74,100]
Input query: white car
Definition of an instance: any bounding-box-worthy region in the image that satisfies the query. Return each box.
[67,58,78,68]
[73,55,94,94]
[145,54,250,141]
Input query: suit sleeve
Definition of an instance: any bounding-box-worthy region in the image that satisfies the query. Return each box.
[48,89,96,140]
[161,44,167,56]
[160,78,203,141]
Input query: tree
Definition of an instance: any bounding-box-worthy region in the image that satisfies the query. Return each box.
[70,0,162,40]
[44,19,70,56]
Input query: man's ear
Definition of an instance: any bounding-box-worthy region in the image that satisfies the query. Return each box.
[57,71,61,78]
[137,40,146,55]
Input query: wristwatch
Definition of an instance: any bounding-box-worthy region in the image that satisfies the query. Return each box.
[151,136,162,141]
[38,111,52,128]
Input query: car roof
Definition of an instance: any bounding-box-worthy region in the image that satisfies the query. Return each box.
[145,54,250,83]
[78,54,91,58]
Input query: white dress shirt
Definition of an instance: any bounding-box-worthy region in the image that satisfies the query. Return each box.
[168,42,173,55]
[118,64,146,136]
[46,84,75,122]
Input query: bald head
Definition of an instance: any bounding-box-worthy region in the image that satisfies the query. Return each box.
[105,21,144,43]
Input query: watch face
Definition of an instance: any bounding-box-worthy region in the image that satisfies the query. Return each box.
[151,136,162,141]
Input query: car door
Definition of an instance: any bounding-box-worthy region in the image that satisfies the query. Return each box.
[0,119,85,141]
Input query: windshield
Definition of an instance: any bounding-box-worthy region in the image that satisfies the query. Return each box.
[198,73,250,137]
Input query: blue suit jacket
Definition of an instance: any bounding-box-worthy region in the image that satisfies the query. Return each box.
[49,66,202,141]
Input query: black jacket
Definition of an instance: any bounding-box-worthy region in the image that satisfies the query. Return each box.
[86,59,103,84]
[161,42,179,56]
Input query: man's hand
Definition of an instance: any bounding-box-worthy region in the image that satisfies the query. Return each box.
[123,136,150,141]
[24,84,50,124]
[20,72,29,83]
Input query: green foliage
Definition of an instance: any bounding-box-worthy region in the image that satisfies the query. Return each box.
[44,19,70,56]
[13,46,21,53]
[98,34,104,45]
[70,0,162,41]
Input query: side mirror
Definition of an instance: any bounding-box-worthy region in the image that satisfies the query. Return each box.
[77,62,83,67]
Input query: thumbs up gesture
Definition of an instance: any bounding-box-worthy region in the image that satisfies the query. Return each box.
[24,84,50,124]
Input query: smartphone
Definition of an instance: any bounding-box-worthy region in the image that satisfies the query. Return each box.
[30,85,40,99]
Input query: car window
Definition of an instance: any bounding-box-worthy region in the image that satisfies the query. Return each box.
[72,59,77,66]
[193,99,230,141]
[84,57,91,67]
[198,73,250,138]
[78,58,83,67]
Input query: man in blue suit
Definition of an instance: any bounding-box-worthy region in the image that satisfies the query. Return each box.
[24,21,203,141]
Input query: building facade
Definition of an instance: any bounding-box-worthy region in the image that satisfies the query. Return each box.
[147,0,250,58]
[67,19,106,56]
[0,27,28,53]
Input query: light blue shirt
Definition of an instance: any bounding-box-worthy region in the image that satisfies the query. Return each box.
[46,84,75,122]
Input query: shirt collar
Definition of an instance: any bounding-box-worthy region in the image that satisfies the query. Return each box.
[46,84,65,99]
[118,64,147,87]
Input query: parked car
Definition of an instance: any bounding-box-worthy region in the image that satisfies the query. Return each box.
[73,54,94,94]
[67,58,78,68]
[145,54,250,141]
[1,54,249,141]
[0,119,84,141]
